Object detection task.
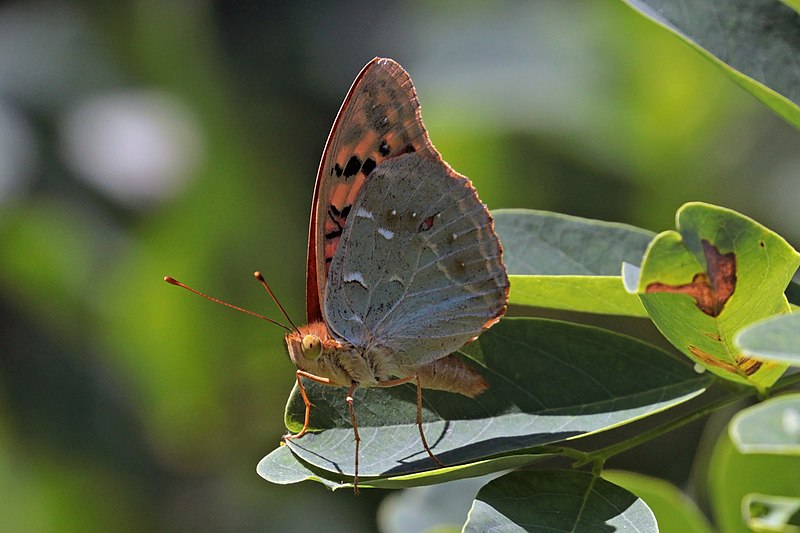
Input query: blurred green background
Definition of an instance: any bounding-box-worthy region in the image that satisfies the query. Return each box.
[1,1,798,531]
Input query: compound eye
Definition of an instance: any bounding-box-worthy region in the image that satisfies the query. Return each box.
[301,335,322,360]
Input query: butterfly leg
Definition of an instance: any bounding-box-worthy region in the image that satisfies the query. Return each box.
[284,370,333,441]
[346,382,361,494]
[376,375,445,469]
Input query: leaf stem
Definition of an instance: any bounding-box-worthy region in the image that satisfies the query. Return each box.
[560,373,800,467]
[574,397,740,466]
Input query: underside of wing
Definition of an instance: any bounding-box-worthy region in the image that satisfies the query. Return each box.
[306,58,437,322]
[324,153,509,366]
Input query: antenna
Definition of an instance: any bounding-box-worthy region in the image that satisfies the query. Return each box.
[254,272,300,332]
[164,276,292,332]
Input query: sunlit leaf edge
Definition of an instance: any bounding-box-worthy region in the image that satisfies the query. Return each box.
[621,0,800,130]
[257,444,551,490]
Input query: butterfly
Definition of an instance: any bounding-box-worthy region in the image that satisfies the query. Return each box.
[283,57,509,491]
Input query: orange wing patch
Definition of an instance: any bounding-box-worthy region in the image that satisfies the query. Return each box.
[306,58,439,322]
[646,240,736,317]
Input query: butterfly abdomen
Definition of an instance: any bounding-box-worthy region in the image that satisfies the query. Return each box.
[409,354,489,398]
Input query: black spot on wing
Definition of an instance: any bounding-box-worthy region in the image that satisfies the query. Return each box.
[403,144,416,154]
[325,229,343,240]
[343,156,362,178]
[340,205,351,219]
[379,140,390,156]
[361,158,376,176]
[333,163,343,177]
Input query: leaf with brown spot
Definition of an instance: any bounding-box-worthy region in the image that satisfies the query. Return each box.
[631,203,799,390]
[688,346,762,378]
[688,345,740,375]
[646,240,736,317]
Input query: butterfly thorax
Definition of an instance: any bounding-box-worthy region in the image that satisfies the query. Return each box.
[285,321,397,388]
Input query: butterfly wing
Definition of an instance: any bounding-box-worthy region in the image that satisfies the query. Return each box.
[324,152,508,366]
[306,58,437,322]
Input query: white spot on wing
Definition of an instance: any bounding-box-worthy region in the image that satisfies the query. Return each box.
[344,271,368,289]
[356,207,373,219]
[378,227,394,240]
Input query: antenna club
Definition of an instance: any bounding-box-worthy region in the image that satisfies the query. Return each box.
[164,276,179,285]
[253,270,300,332]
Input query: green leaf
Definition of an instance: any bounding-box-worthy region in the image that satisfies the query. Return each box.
[730,393,800,455]
[493,209,655,275]
[743,493,800,532]
[509,275,648,316]
[266,318,709,485]
[493,209,654,315]
[736,313,800,366]
[257,445,550,491]
[781,0,800,14]
[709,418,800,533]
[377,474,500,533]
[463,470,658,532]
[256,445,343,490]
[622,0,800,129]
[603,470,714,533]
[632,202,799,389]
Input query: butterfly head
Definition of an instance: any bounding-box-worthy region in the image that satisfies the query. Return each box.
[284,321,349,380]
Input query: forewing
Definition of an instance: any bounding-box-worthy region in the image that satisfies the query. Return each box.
[306,58,436,322]
[324,153,508,366]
